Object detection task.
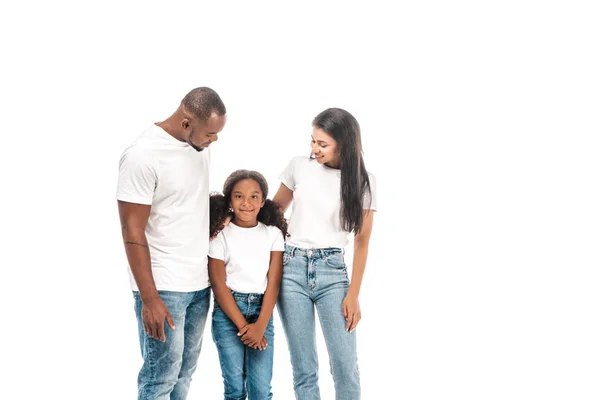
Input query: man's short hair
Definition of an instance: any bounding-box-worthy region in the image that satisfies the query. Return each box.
[181,87,226,121]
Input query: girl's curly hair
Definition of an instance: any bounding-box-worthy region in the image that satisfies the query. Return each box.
[209,170,289,240]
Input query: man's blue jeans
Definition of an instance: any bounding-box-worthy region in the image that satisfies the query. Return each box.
[212,291,275,400]
[277,245,361,400]
[133,288,211,400]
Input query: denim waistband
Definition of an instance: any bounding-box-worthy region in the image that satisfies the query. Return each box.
[230,291,264,302]
[285,244,344,258]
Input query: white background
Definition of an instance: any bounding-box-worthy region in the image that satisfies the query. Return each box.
[1,1,599,399]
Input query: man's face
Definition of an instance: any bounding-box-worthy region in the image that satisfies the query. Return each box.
[185,112,227,152]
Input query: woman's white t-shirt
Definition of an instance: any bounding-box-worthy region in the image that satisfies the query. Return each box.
[279,156,377,249]
[208,222,285,294]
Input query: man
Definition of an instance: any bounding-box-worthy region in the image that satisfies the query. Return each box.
[117,87,227,399]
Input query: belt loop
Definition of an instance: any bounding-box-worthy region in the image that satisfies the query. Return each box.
[291,246,296,257]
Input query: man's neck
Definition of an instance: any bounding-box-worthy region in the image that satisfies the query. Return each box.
[156,118,183,142]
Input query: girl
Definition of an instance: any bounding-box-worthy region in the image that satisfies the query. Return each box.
[273,108,377,400]
[208,169,288,400]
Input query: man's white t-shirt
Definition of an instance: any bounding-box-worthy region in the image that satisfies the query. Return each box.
[279,156,377,249]
[208,222,285,294]
[117,124,211,292]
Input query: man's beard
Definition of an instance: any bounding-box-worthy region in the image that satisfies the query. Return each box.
[187,136,205,152]
[190,143,204,152]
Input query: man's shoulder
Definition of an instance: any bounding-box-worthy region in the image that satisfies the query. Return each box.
[120,141,156,167]
[131,125,167,147]
[120,125,177,164]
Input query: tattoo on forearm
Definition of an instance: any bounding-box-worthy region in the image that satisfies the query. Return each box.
[125,241,148,249]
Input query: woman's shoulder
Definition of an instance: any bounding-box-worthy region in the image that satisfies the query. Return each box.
[366,170,376,181]
[289,155,308,162]
[289,155,326,175]
[286,155,315,167]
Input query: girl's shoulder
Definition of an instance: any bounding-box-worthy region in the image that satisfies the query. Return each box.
[263,223,282,233]
[261,223,285,249]
[257,222,283,237]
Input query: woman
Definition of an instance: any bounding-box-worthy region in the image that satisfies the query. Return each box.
[273,108,377,400]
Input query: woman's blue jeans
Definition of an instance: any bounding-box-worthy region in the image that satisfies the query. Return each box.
[277,244,361,400]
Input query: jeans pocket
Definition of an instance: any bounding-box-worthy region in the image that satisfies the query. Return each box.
[325,253,346,269]
[283,252,290,266]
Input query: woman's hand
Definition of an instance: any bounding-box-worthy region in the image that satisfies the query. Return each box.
[342,292,361,333]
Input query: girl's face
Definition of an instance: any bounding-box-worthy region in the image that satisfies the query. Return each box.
[229,178,265,228]
[311,127,340,168]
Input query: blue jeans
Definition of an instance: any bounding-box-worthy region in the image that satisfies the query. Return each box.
[133,288,211,400]
[212,291,275,400]
[277,245,361,400]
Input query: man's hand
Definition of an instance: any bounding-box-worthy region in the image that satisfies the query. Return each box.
[142,297,176,342]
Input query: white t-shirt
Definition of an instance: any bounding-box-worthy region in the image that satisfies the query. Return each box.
[208,222,285,294]
[279,156,377,249]
[117,124,211,292]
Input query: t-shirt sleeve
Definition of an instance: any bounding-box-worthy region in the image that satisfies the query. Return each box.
[208,232,226,260]
[116,146,157,205]
[362,172,378,211]
[278,157,298,191]
[271,227,285,251]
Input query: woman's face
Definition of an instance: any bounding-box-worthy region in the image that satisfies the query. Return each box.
[311,127,340,168]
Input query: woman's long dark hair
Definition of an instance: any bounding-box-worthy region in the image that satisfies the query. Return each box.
[312,108,372,234]
[210,169,288,239]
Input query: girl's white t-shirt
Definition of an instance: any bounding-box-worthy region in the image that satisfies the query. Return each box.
[208,222,285,294]
[279,156,377,249]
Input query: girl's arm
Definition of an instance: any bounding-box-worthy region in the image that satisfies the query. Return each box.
[257,250,284,326]
[208,257,249,332]
[272,184,294,213]
[239,250,283,347]
[344,210,375,332]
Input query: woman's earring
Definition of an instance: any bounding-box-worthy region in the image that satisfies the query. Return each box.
[229,207,234,213]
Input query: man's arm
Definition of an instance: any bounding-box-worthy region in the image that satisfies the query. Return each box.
[118,200,175,342]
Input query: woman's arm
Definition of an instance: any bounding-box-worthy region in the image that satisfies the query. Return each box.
[343,209,375,332]
[208,257,248,331]
[272,184,294,213]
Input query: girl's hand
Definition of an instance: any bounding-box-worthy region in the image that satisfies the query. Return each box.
[259,336,268,351]
[238,323,267,350]
[343,293,361,333]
